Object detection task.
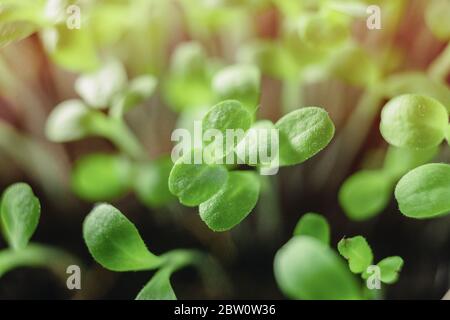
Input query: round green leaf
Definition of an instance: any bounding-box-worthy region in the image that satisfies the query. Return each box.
[275,107,335,166]
[339,170,393,221]
[72,153,132,202]
[133,157,175,208]
[382,146,438,179]
[0,183,40,250]
[337,236,373,274]
[169,149,228,207]
[380,94,448,149]
[395,163,450,218]
[75,59,127,109]
[199,171,260,232]
[212,64,260,111]
[202,100,253,160]
[293,213,330,245]
[274,237,361,300]
[45,99,92,142]
[83,203,161,271]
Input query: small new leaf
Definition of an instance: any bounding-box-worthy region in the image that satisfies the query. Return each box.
[338,236,373,274]
[0,183,40,250]
[377,256,404,284]
[83,204,161,271]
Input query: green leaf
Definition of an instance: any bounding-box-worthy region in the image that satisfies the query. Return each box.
[0,183,40,250]
[425,0,450,40]
[202,100,253,160]
[199,171,260,232]
[41,25,100,73]
[383,72,450,110]
[135,267,177,300]
[380,94,448,149]
[300,12,349,51]
[45,99,93,142]
[339,170,393,221]
[395,163,450,218]
[72,153,132,202]
[382,146,438,179]
[338,236,373,274]
[0,21,37,47]
[331,46,379,87]
[212,64,260,112]
[235,120,278,168]
[113,75,157,114]
[83,203,161,271]
[274,237,361,300]
[275,107,335,166]
[169,149,228,207]
[377,256,404,284]
[293,213,330,245]
[133,157,175,208]
[75,59,127,109]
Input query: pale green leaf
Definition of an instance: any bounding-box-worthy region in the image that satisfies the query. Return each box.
[377,256,404,284]
[380,94,448,149]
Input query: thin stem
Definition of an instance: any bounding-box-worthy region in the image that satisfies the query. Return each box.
[88,113,147,160]
[0,243,79,280]
[428,41,450,82]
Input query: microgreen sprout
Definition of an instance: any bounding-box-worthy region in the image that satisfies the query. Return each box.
[0,183,78,280]
[83,203,218,300]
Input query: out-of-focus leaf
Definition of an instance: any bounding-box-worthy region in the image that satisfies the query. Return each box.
[72,153,132,201]
[274,236,361,300]
[293,213,330,245]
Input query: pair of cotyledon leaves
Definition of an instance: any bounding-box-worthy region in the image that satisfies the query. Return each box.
[168,99,335,232]
[83,203,203,300]
[340,92,450,221]
[274,213,403,300]
[379,94,450,219]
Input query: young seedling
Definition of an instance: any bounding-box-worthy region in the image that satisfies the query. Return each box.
[45,59,174,209]
[0,183,78,281]
[169,99,335,232]
[274,213,360,300]
[338,236,404,287]
[83,203,220,299]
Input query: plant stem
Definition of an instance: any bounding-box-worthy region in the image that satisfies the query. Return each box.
[428,41,450,82]
[88,113,147,160]
[0,243,79,280]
